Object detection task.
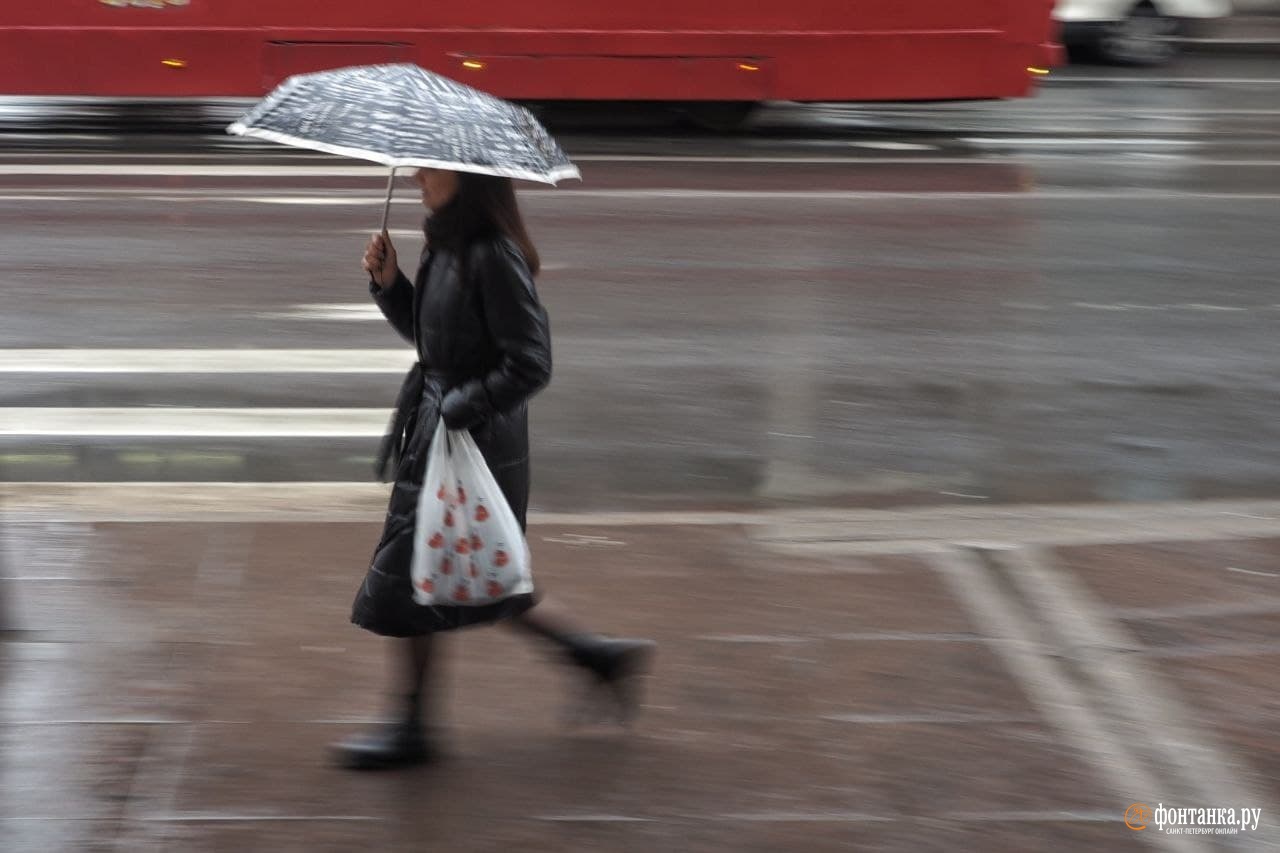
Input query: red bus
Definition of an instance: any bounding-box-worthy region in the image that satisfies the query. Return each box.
[1,2,1060,107]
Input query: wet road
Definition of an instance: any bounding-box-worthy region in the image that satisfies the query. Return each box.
[4,54,1280,853]
[2,54,1279,511]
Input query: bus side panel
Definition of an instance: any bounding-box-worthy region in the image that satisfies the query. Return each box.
[0,0,1058,100]
[0,29,263,96]
[416,33,1034,102]
[2,1,1012,32]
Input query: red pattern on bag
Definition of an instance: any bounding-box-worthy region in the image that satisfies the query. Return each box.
[428,532,444,549]
[475,504,489,522]
[453,583,471,602]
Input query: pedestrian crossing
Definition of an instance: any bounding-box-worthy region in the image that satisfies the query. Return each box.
[0,348,411,373]
[0,408,390,437]
[0,348,407,482]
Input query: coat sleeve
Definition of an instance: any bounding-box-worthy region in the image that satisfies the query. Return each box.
[440,240,552,429]
[369,271,415,345]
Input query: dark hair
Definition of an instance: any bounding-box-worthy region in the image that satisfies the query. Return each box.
[425,173,540,277]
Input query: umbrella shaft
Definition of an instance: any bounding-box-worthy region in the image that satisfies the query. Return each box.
[379,166,396,234]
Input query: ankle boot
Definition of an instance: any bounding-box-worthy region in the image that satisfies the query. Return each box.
[332,718,437,770]
[565,635,656,724]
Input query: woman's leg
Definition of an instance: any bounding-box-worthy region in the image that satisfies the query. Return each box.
[507,599,655,724]
[403,633,435,724]
[494,459,655,719]
[508,596,588,646]
[333,635,438,769]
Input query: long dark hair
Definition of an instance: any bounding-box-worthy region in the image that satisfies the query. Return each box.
[425,173,540,277]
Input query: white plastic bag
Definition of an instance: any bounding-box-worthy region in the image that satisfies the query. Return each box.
[410,419,533,607]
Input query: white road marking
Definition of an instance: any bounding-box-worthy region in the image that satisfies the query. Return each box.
[0,408,390,437]
[266,305,386,322]
[0,164,392,176]
[963,136,1200,147]
[0,576,81,581]
[1226,566,1280,578]
[1022,302,1273,313]
[1180,302,1248,312]
[343,228,424,240]
[535,815,655,823]
[139,814,381,823]
[821,711,1041,724]
[810,106,1280,117]
[8,189,1280,203]
[825,631,987,642]
[712,812,893,823]
[931,548,1212,853]
[962,137,1203,147]
[10,718,184,725]
[0,349,412,373]
[1049,76,1280,85]
[697,634,811,644]
[848,141,936,150]
[540,532,627,547]
[986,547,1277,827]
[1073,301,1132,311]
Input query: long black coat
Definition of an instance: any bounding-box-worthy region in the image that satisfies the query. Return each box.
[350,235,551,637]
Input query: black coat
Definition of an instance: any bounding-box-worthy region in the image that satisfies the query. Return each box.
[350,235,551,637]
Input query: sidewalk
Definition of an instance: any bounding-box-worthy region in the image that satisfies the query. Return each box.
[3,496,1279,851]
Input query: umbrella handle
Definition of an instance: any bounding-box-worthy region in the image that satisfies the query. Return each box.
[379,166,396,235]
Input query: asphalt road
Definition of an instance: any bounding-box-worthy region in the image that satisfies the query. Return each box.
[2,54,1278,511]
[4,55,1280,853]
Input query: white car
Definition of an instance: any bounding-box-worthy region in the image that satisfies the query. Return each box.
[1055,0,1232,64]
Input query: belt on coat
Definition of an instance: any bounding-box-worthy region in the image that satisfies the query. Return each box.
[374,361,455,482]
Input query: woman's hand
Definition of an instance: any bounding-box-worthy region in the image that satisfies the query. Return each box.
[362,231,400,289]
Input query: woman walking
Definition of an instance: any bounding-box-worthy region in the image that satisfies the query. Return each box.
[335,167,654,770]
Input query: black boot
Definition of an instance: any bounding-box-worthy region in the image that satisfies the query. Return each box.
[332,718,437,770]
[565,635,656,725]
[335,634,440,770]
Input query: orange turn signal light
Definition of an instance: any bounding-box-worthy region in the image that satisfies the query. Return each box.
[161,58,187,68]
[737,63,761,72]
[462,59,485,70]
[1027,66,1050,76]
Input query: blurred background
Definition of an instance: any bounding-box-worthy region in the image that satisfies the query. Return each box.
[2,2,1279,851]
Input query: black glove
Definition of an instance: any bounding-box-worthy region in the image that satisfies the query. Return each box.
[440,383,489,431]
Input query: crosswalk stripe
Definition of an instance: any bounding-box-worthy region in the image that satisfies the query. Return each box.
[0,408,389,437]
[0,349,413,373]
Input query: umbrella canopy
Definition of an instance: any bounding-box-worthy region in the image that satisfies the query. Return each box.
[226,63,580,185]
